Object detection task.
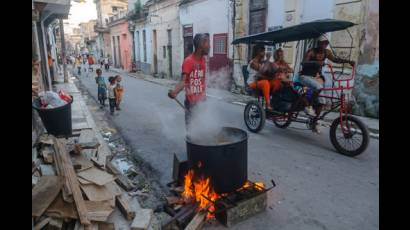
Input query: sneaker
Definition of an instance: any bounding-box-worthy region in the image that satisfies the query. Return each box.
[116,107,121,111]
[304,106,316,117]
[312,124,321,134]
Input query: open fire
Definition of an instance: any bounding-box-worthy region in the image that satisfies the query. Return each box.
[181,163,266,220]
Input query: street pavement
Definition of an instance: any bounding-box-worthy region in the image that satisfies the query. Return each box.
[74,68,379,230]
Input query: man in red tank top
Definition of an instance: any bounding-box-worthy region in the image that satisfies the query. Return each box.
[168,33,210,130]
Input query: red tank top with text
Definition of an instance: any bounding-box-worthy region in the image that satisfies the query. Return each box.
[182,54,206,103]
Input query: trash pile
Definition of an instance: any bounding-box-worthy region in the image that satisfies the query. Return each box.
[38,90,72,109]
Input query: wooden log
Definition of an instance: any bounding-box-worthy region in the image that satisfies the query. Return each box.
[166,196,184,206]
[53,137,91,226]
[184,207,209,230]
[162,204,196,229]
[116,195,136,221]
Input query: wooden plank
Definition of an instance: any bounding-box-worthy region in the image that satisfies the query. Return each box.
[39,134,54,145]
[130,209,153,230]
[32,176,64,217]
[116,195,136,221]
[105,181,123,197]
[46,193,78,219]
[80,184,114,201]
[71,154,93,172]
[85,200,115,222]
[166,196,183,206]
[47,218,63,230]
[98,222,115,230]
[184,209,207,230]
[77,167,116,186]
[115,175,134,192]
[91,157,105,169]
[52,142,73,203]
[33,217,51,230]
[78,177,93,185]
[54,137,91,226]
[80,141,100,149]
[82,149,97,159]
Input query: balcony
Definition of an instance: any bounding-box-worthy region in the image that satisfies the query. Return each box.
[94,22,109,33]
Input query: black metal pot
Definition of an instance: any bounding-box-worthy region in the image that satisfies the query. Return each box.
[186,127,248,194]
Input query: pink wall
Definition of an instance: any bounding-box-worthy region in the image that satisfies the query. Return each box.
[110,20,132,71]
[120,22,132,72]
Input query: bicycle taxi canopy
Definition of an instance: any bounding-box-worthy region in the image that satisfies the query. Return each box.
[231,19,356,45]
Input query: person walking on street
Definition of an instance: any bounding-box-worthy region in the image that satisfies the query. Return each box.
[168,33,210,132]
[75,56,81,75]
[114,75,124,110]
[107,76,117,115]
[88,55,94,72]
[104,57,110,71]
[100,57,104,69]
[95,69,107,108]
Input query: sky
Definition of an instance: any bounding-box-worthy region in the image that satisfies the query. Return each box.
[65,0,97,32]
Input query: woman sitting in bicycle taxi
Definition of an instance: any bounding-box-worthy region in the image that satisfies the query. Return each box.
[247,45,285,111]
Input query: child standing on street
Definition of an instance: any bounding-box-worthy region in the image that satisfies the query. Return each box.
[114,75,124,110]
[107,76,117,115]
[95,69,107,108]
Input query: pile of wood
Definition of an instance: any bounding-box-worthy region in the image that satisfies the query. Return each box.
[32,132,151,230]
[161,183,210,230]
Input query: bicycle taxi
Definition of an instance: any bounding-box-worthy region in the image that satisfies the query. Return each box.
[232,19,369,157]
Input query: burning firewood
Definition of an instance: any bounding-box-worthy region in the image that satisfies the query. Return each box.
[166,196,184,206]
[184,204,211,230]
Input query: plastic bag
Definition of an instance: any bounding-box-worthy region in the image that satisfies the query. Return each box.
[58,90,72,103]
[38,91,67,109]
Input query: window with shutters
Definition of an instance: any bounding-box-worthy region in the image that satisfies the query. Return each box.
[213,34,227,55]
[249,0,267,35]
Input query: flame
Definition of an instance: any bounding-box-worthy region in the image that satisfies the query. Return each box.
[182,169,266,220]
[241,181,265,191]
[182,169,219,219]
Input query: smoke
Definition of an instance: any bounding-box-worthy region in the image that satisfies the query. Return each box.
[207,67,233,90]
[152,67,239,146]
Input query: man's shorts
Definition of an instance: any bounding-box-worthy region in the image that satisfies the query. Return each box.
[299,75,326,105]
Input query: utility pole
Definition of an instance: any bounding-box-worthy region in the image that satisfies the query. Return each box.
[60,19,68,83]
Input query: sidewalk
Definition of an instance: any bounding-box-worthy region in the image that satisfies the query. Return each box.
[33,70,163,229]
[111,68,379,138]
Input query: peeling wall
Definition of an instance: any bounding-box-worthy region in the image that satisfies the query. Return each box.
[352,0,379,118]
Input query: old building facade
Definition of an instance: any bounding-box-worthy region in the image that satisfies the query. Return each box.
[108,11,133,71]
[233,0,379,118]
[94,0,128,59]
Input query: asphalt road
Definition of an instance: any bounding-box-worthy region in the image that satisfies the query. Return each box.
[76,68,379,230]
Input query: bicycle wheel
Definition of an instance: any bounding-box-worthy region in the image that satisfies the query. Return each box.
[244,101,265,133]
[329,115,369,157]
